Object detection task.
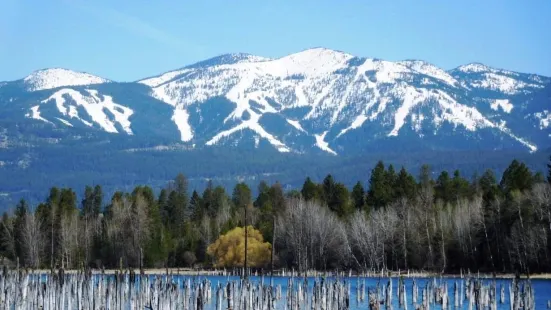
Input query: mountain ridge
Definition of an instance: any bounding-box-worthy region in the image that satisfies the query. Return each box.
[0,47,549,157]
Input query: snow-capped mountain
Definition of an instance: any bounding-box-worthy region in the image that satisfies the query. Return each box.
[23,68,110,92]
[1,48,550,156]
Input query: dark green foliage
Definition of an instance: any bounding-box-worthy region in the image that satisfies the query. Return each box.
[3,156,549,273]
[351,182,365,211]
[301,177,319,201]
[500,160,533,194]
[394,167,417,201]
[232,182,252,208]
[547,155,551,184]
[366,161,394,208]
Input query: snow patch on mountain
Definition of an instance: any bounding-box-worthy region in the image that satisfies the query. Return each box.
[490,99,513,113]
[468,73,538,94]
[206,112,291,153]
[456,63,492,73]
[286,119,307,133]
[314,131,337,155]
[24,68,109,92]
[534,110,550,129]
[400,60,459,86]
[36,88,133,134]
[139,69,191,88]
[338,115,368,137]
[172,108,193,141]
[56,118,73,127]
[495,121,538,152]
[26,105,53,124]
[389,87,429,136]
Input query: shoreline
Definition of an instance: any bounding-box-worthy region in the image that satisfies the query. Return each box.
[17,268,551,280]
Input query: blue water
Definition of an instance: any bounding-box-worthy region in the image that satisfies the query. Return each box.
[31,273,551,309]
[163,275,551,309]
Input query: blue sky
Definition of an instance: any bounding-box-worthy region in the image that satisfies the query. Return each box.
[1,0,550,81]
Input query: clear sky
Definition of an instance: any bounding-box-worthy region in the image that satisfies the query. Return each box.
[1,0,550,81]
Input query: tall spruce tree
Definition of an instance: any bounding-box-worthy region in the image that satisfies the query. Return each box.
[547,155,551,184]
[351,182,366,211]
[301,177,319,201]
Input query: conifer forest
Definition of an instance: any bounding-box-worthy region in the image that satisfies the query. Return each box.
[2,158,551,276]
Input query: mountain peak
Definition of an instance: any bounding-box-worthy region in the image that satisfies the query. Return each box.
[186,53,271,69]
[23,68,110,92]
[454,63,492,73]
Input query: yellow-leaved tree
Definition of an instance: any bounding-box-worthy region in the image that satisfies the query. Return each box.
[207,226,271,268]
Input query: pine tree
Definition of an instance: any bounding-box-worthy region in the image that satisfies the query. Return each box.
[82,186,94,216]
[419,164,432,188]
[332,183,351,217]
[395,167,417,201]
[322,174,336,205]
[13,199,28,261]
[367,161,392,208]
[92,185,103,216]
[478,169,500,202]
[547,155,551,184]
[500,159,533,193]
[189,190,202,221]
[435,171,452,202]
[451,170,470,201]
[301,177,319,201]
[232,182,252,209]
[351,181,365,211]
[254,181,271,209]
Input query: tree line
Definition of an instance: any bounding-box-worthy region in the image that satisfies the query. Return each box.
[1,157,550,274]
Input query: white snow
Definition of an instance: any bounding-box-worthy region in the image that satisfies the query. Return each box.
[139,69,190,87]
[39,88,133,134]
[534,110,550,129]
[314,131,337,155]
[56,118,73,127]
[206,111,290,153]
[337,115,367,137]
[138,47,543,154]
[490,99,514,113]
[388,87,429,136]
[172,108,194,141]
[400,60,459,86]
[24,68,109,92]
[456,63,491,73]
[27,105,53,124]
[286,119,307,133]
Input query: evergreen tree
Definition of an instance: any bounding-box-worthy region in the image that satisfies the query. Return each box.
[435,171,452,202]
[0,212,14,259]
[189,190,202,221]
[331,183,352,217]
[82,186,94,216]
[254,181,271,209]
[322,175,336,205]
[232,182,252,209]
[351,181,365,211]
[451,170,470,201]
[269,182,285,214]
[547,155,551,184]
[158,189,169,226]
[92,185,103,216]
[386,164,397,200]
[500,160,533,194]
[394,167,417,201]
[533,172,545,184]
[478,169,500,202]
[419,164,432,188]
[301,177,319,201]
[202,181,214,217]
[13,199,28,261]
[367,161,392,208]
